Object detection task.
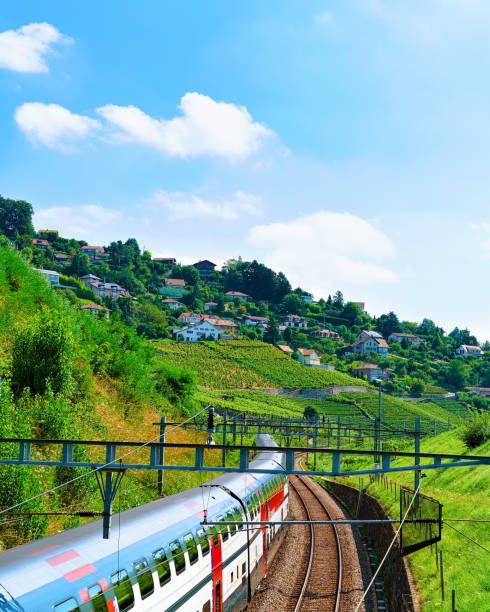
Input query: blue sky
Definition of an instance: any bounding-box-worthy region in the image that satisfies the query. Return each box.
[1,1,490,340]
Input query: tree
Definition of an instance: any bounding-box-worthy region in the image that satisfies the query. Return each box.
[282,293,305,315]
[0,196,34,239]
[68,252,90,277]
[342,302,362,326]
[263,317,279,345]
[441,360,469,390]
[376,311,401,338]
[333,291,344,309]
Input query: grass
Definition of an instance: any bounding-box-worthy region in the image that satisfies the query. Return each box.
[156,339,370,390]
[310,429,490,612]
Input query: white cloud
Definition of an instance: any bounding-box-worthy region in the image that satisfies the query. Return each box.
[34,204,121,241]
[96,92,273,159]
[0,23,72,73]
[14,103,100,149]
[248,211,398,296]
[151,190,260,220]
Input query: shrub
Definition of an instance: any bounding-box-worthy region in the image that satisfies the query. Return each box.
[11,309,74,396]
[154,362,196,406]
[460,413,490,449]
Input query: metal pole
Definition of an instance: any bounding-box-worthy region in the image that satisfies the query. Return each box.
[414,417,420,496]
[222,414,227,468]
[440,549,445,601]
[158,416,166,495]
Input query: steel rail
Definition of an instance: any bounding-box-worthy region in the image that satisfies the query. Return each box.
[290,476,343,612]
[289,478,315,612]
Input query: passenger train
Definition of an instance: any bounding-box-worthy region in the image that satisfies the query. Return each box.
[0,434,288,612]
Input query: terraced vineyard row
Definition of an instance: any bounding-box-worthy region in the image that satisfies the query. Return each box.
[156,339,369,389]
[196,389,367,420]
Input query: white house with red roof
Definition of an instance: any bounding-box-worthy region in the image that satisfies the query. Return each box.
[297,348,321,366]
[162,298,185,310]
[281,314,308,329]
[173,320,221,342]
[388,332,422,346]
[455,344,483,357]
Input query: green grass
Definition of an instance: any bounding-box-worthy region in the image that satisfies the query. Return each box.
[156,339,370,390]
[311,429,490,612]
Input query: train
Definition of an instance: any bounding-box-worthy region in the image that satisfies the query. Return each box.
[0,434,289,612]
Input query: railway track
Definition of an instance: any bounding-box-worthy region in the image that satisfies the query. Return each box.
[288,475,343,612]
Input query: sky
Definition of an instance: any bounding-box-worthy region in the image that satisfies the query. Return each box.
[1,1,490,340]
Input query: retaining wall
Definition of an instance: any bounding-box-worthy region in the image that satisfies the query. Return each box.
[322,479,420,612]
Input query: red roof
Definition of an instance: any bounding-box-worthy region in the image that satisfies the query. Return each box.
[277,344,294,353]
[81,245,105,252]
[226,291,249,298]
[164,278,186,287]
[80,304,104,311]
[297,348,320,357]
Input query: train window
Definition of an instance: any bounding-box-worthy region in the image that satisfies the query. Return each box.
[110,569,135,611]
[226,511,236,536]
[252,494,260,516]
[242,562,246,575]
[133,558,154,599]
[87,584,107,612]
[203,601,211,612]
[169,540,186,574]
[233,507,243,530]
[197,528,210,556]
[152,548,171,586]
[183,532,199,565]
[53,598,79,612]
[246,497,254,517]
[216,515,229,541]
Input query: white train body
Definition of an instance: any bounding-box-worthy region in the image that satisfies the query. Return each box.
[0,434,288,612]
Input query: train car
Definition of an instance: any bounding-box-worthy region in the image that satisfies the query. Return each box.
[0,434,288,612]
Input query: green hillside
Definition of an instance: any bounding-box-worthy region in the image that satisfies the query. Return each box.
[157,339,370,389]
[313,429,490,611]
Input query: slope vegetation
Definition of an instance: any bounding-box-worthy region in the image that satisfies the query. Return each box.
[157,339,370,389]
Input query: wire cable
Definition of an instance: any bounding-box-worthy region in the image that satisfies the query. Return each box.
[444,521,490,554]
[0,406,208,518]
[353,479,423,612]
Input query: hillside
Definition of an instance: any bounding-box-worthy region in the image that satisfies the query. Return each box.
[313,429,490,611]
[157,339,370,389]
[0,246,213,549]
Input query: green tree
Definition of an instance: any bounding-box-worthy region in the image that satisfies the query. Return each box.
[69,252,90,277]
[333,291,344,309]
[441,360,469,391]
[12,310,74,396]
[0,196,34,239]
[376,311,401,338]
[282,293,305,315]
[263,317,279,345]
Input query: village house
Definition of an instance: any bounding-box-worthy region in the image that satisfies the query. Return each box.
[204,302,218,312]
[193,260,216,280]
[297,348,321,366]
[281,314,308,329]
[80,274,130,300]
[203,316,237,334]
[343,331,389,356]
[225,291,250,301]
[164,278,186,289]
[353,363,392,382]
[277,344,294,355]
[80,245,106,262]
[173,319,221,342]
[161,298,185,310]
[388,332,422,346]
[465,386,490,398]
[80,303,107,318]
[39,269,59,286]
[243,315,269,327]
[455,344,484,357]
[311,328,341,341]
[32,238,49,249]
[54,252,70,263]
[177,312,202,324]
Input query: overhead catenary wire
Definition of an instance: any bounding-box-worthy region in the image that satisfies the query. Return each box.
[353,479,423,612]
[0,406,209,518]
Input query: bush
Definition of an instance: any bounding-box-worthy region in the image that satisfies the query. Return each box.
[460,413,490,449]
[11,309,74,396]
[154,362,196,406]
